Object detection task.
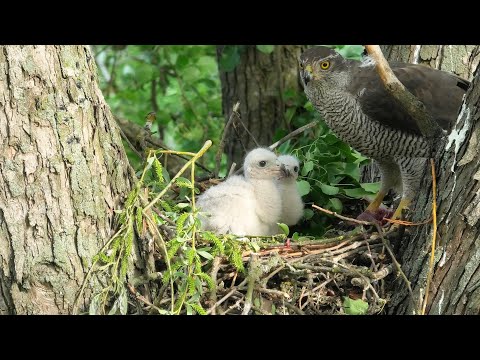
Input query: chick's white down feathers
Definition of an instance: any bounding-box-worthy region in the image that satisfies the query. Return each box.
[277,155,304,226]
[197,148,283,236]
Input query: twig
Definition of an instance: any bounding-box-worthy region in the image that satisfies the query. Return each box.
[312,204,373,226]
[215,102,240,177]
[127,283,165,314]
[268,121,318,151]
[422,159,438,315]
[227,162,237,177]
[206,278,248,315]
[209,257,222,315]
[255,287,291,299]
[372,264,394,281]
[372,222,414,302]
[283,301,306,315]
[236,116,260,148]
[365,45,442,138]
[242,254,259,315]
[118,124,144,159]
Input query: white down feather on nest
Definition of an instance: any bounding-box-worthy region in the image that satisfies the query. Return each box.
[277,154,304,226]
[197,148,284,236]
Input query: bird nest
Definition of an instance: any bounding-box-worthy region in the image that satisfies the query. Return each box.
[199,226,398,315]
[126,220,401,315]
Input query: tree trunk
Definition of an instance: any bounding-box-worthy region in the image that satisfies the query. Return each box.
[387,53,480,314]
[361,45,480,184]
[0,46,134,314]
[217,45,304,167]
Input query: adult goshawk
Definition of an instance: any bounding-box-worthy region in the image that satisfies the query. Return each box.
[300,46,469,221]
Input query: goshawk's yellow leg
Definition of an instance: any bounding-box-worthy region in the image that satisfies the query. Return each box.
[391,197,411,220]
[364,190,387,213]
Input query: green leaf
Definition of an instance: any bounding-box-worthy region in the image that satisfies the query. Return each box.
[320,183,340,196]
[343,297,368,315]
[360,182,381,193]
[343,187,371,199]
[175,54,189,69]
[256,45,275,54]
[176,177,193,189]
[292,232,299,241]
[301,161,314,176]
[328,198,343,213]
[303,208,314,220]
[153,157,164,183]
[197,250,214,260]
[297,180,311,197]
[285,107,296,124]
[218,45,241,72]
[277,223,290,236]
[250,241,260,252]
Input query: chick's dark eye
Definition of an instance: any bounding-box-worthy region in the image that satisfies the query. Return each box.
[259,161,266,167]
[294,166,299,172]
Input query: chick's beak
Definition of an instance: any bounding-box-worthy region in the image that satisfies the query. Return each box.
[280,164,290,177]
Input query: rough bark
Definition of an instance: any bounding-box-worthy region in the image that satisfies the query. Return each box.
[217,45,304,167]
[388,59,480,315]
[0,46,134,314]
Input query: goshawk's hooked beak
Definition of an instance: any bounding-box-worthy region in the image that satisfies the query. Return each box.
[300,64,312,88]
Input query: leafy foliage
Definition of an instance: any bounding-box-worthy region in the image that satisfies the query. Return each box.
[93,45,224,171]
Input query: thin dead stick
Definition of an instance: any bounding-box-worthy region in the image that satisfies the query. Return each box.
[373,222,414,301]
[206,278,248,315]
[422,159,438,315]
[227,162,237,177]
[269,121,319,151]
[283,301,306,315]
[255,287,291,299]
[365,45,442,138]
[127,283,165,314]
[372,264,394,281]
[242,254,259,315]
[221,297,244,315]
[236,116,260,148]
[384,217,432,226]
[262,264,286,284]
[209,257,222,315]
[118,125,144,159]
[312,204,373,226]
[215,102,240,177]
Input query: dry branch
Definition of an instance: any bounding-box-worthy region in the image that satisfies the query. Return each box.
[365,45,442,139]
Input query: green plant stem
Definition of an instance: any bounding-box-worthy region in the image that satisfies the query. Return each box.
[143,140,212,213]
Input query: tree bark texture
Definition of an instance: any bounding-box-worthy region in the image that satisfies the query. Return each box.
[0,46,133,314]
[389,62,480,314]
[217,45,304,167]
